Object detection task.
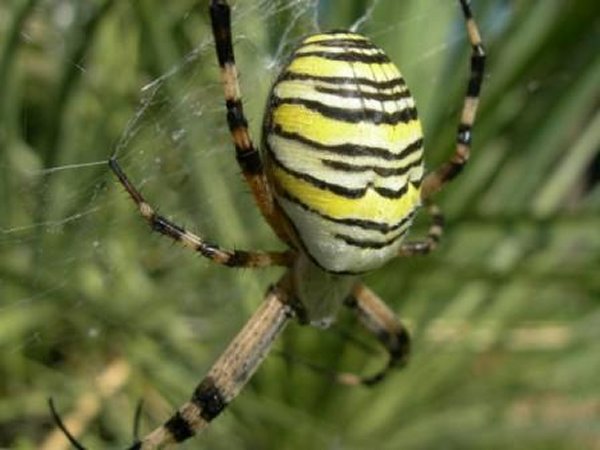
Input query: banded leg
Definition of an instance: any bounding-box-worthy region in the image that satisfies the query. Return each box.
[340,283,410,386]
[398,202,444,257]
[110,158,293,268]
[129,279,294,449]
[209,0,285,239]
[421,0,486,200]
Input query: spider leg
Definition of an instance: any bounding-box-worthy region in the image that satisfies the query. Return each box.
[47,398,87,450]
[397,202,444,257]
[421,0,486,200]
[109,158,293,268]
[209,0,288,240]
[337,283,410,386]
[129,276,295,450]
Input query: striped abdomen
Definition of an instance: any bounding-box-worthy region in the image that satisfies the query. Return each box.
[263,32,424,274]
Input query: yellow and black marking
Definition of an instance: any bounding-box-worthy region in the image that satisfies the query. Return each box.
[263,31,424,274]
[158,376,227,444]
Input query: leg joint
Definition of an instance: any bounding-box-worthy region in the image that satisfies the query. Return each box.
[382,327,411,367]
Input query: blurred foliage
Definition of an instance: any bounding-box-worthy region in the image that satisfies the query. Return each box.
[0,0,599,449]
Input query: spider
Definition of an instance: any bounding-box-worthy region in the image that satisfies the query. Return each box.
[51,0,485,448]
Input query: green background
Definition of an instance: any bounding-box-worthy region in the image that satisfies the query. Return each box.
[1,0,598,449]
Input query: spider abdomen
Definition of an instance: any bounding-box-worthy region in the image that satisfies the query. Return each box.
[263,32,424,274]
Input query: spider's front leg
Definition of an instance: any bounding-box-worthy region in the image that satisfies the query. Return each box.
[209,0,289,241]
[130,276,295,450]
[399,0,486,258]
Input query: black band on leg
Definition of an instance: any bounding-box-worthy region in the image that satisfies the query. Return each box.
[164,411,195,442]
[192,377,227,422]
[209,0,234,67]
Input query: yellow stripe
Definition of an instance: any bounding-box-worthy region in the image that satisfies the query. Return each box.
[295,44,382,55]
[303,33,368,44]
[274,166,420,224]
[287,56,400,81]
[272,103,422,151]
[274,81,415,114]
[275,78,408,97]
[268,133,422,174]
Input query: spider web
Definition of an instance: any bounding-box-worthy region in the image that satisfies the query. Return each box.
[6,1,598,449]
[0,2,467,446]
[1,0,464,367]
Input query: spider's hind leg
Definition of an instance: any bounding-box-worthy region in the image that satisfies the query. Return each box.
[131,277,295,449]
[337,283,411,386]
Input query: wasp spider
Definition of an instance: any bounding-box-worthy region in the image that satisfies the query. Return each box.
[52,0,485,448]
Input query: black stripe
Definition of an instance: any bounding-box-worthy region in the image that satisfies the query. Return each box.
[334,228,409,249]
[197,241,219,259]
[443,161,465,181]
[467,73,482,97]
[267,146,363,199]
[279,188,418,234]
[270,125,423,161]
[432,212,445,227]
[164,411,194,442]
[383,327,411,363]
[343,294,359,309]
[428,230,442,243]
[236,148,263,174]
[467,51,486,97]
[274,198,408,276]
[457,123,472,146]
[294,50,390,64]
[209,0,233,67]
[267,143,412,199]
[472,46,486,71]
[319,30,366,36]
[314,85,411,102]
[225,99,263,174]
[321,155,423,177]
[192,376,227,421]
[224,250,250,267]
[300,38,377,49]
[374,184,409,198]
[151,214,186,240]
[226,99,248,130]
[280,71,405,90]
[459,0,473,19]
[199,242,252,267]
[272,96,417,125]
[271,204,327,275]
